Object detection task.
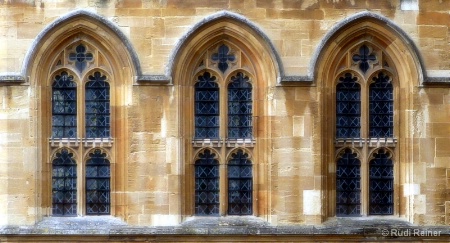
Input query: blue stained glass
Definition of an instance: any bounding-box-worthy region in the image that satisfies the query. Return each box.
[228,72,252,139]
[369,72,393,138]
[86,149,110,215]
[336,73,361,138]
[52,148,77,216]
[52,71,77,138]
[195,149,220,215]
[352,45,376,73]
[211,44,236,73]
[228,149,252,215]
[336,148,361,216]
[195,72,219,139]
[69,44,94,73]
[85,72,110,138]
[369,149,394,215]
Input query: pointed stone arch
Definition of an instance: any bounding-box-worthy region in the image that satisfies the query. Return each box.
[23,9,141,79]
[170,10,283,85]
[317,11,417,223]
[174,11,274,222]
[32,9,130,221]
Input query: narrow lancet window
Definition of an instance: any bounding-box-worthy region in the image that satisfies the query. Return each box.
[336,73,361,138]
[52,72,77,138]
[195,149,220,215]
[194,72,220,139]
[228,72,252,139]
[336,148,361,216]
[369,72,393,138]
[228,149,252,215]
[52,148,77,216]
[86,149,111,215]
[85,72,110,138]
[369,149,394,215]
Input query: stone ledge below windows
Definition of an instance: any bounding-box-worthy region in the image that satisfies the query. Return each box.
[1,217,450,241]
[335,138,397,148]
[49,138,114,148]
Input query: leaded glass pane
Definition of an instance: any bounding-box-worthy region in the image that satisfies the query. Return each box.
[228,149,252,215]
[369,72,393,138]
[352,45,376,74]
[195,149,219,215]
[68,44,94,73]
[211,44,236,73]
[228,73,252,139]
[195,72,219,139]
[336,149,361,216]
[52,149,77,216]
[85,72,110,138]
[336,73,360,138]
[369,149,394,215]
[86,149,110,215]
[52,72,77,138]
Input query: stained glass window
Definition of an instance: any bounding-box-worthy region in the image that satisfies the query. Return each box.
[195,149,220,215]
[336,73,361,138]
[369,149,394,215]
[352,45,376,74]
[369,72,393,138]
[228,149,252,215]
[85,72,110,138]
[52,72,77,138]
[52,149,77,216]
[227,73,252,139]
[336,148,361,216]
[86,149,111,215]
[211,44,236,73]
[69,44,93,73]
[195,72,220,139]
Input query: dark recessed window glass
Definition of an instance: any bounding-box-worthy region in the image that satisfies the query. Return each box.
[369,72,393,138]
[85,72,110,138]
[336,148,361,216]
[352,45,376,74]
[69,44,93,73]
[228,149,252,215]
[195,72,219,139]
[336,73,361,138]
[52,72,77,138]
[86,149,111,215]
[211,44,236,73]
[228,73,252,139]
[52,149,77,216]
[195,149,219,215]
[369,149,394,215]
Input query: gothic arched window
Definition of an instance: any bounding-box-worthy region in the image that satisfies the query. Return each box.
[194,72,220,139]
[194,149,220,215]
[85,149,111,215]
[52,72,77,138]
[228,73,253,139]
[228,149,252,215]
[52,148,77,216]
